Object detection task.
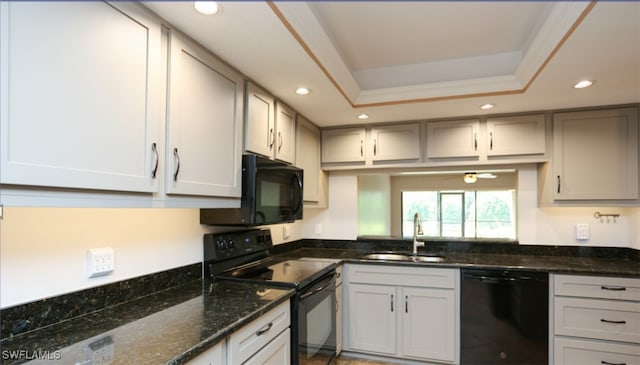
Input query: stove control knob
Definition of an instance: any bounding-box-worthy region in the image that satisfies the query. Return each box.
[217,240,227,251]
[227,240,236,250]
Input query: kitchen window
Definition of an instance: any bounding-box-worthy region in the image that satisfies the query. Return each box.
[401,189,516,239]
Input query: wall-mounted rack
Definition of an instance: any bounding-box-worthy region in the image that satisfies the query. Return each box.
[594,211,620,223]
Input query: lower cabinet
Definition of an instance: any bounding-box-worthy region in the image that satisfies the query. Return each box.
[552,274,640,365]
[344,264,459,364]
[188,300,291,365]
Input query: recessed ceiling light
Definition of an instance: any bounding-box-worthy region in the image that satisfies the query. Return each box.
[194,1,221,15]
[574,80,594,89]
[480,103,495,110]
[357,114,369,120]
[295,87,310,95]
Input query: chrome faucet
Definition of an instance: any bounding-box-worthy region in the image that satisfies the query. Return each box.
[413,212,424,255]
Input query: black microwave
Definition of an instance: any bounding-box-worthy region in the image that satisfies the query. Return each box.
[200,154,303,226]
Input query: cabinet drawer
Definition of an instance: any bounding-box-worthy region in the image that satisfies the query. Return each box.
[554,297,640,343]
[346,264,456,289]
[554,337,640,365]
[555,275,640,301]
[228,300,290,364]
[244,328,290,365]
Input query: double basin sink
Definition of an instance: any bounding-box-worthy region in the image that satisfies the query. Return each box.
[360,252,445,263]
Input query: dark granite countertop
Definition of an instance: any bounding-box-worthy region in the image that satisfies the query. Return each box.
[0,280,293,365]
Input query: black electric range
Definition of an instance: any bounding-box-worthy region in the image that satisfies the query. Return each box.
[203,229,338,365]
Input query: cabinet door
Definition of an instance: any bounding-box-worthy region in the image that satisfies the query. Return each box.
[0,2,161,193]
[553,108,638,200]
[402,287,456,362]
[347,284,396,355]
[245,83,276,158]
[487,114,546,156]
[321,128,366,163]
[370,124,420,162]
[166,32,243,197]
[274,102,296,164]
[243,329,290,365]
[426,120,480,158]
[296,116,321,202]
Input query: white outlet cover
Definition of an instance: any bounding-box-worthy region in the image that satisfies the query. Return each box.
[88,247,114,278]
[576,223,590,241]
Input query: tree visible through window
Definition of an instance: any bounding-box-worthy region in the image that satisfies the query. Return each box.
[402,190,516,239]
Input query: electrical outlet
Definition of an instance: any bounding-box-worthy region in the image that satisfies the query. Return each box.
[87,247,114,278]
[576,224,590,241]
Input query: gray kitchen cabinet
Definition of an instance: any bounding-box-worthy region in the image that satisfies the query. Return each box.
[0,2,162,193]
[486,114,546,156]
[296,115,327,205]
[344,264,458,363]
[165,31,244,198]
[552,107,639,200]
[552,274,640,365]
[245,83,296,164]
[187,341,225,365]
[322,123,420,165]
[227,300,291,364]
[426,119,480,159]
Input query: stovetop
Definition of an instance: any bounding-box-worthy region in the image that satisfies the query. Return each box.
[217,258,335,289]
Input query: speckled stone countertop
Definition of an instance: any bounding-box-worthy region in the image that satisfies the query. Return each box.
[272,239,640,277]
[0,280,293,365]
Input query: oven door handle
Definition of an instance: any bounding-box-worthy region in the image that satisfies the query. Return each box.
[299,273,337,300]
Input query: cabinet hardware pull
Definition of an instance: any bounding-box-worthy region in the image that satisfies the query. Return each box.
[255,322,273,336]
[173,148,180,181]
[490,132,494,150]
[601,286,626,291]
[600,319,626,324]
[269,128,275,150]
[151,143,159,178]
[278,132,283,152]
[602,361,626,365]
[405,295,408,313]
[557,175,561,194]
[474,133,478,151]
[373,139,377,156]
[360,140,364,156]
[390,294,394,312]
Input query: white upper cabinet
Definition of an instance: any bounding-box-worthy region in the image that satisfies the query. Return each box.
[553,107,638,200]
[244,83,296,164]
[426,120,480,159]
[274,102,296,164]
[165,31,244,198]
[486,114,546,156]
[296,115,325,204]
[322,128,366,164]
[0,2,162,193]
[244,83,276,159]
[370,124,421,162]
[322,123,420,165]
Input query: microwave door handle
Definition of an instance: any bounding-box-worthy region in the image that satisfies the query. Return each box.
[291,173,303,215]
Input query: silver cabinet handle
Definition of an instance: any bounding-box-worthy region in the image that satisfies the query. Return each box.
[489,132,494,150]
[373,139,377,156]
[405,295,408,313]
[360,139,364,156]
[601,361,626,365]
[474,133,478,151]
[151,143,159,179]
[278,132,283,152]
[173,148,180,181]
[557,175,561,194]
[601,286,626,291]
[600,319,626,324]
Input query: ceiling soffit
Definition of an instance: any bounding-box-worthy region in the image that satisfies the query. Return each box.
[270,1,596,107]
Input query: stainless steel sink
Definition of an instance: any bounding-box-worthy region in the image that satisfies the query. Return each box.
[360,253,445,263]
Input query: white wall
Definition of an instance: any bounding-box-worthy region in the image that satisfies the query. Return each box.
[0,207,304,308]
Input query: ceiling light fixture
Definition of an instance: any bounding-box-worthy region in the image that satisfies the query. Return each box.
[574,80,594,89]
[295,87,310,95]
[357,114,369,120]
[463,173,477,184]
[480,103,495,110]
[194,1,221,15]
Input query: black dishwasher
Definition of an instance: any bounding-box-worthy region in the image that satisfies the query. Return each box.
[461,268,548,365]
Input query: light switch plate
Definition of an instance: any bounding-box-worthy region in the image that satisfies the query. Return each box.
[576,224,590,240]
